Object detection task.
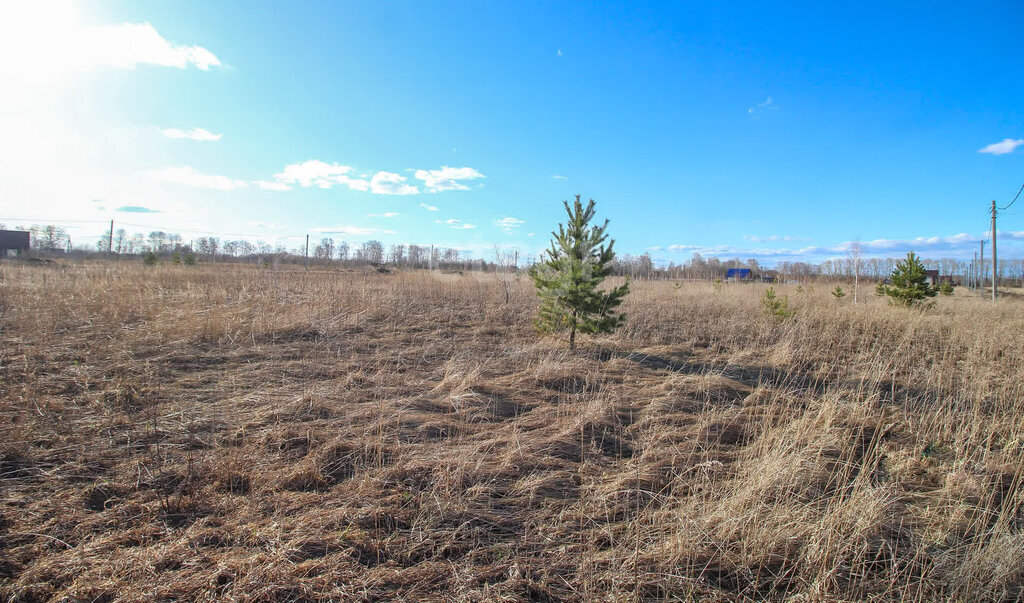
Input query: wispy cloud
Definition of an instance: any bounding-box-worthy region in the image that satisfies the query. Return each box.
[494,216,525,234]
[311,225,397,236]
[160,127,221,142]
[742,235,810,243]
[551,174,568,180]
[419,203,439,211]
[370,171,418,195]
[659,231,1000,263]
[414,166,485,192]
[978,138,1024,156]
[366,212,399,218]
[149,166,247,191]
[436,218,476,229]
[748,96,778,118]
[115,205,161,213]
[556,49,563,57]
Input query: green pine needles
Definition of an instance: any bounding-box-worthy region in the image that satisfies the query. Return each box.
[876,251,938,308]
[529,195,630,349]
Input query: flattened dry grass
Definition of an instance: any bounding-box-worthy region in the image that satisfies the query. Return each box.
[1,262,1023,601]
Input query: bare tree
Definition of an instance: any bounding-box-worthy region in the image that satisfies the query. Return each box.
[389,244,406,265]
[847,239,863,303]
[314,237,335,260]
[360,240,384,264]
[337,241,349,262]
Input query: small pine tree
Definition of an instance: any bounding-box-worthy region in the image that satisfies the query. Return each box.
[938,281,954,296]
[183,253,197,266]
[877,251,938,308]
[832,285,845,299]
[762,287,795,319]
[171,252,182,265]
[529,195,629,349]
[143,251,158,266]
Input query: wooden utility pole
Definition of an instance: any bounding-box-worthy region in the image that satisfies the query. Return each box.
[991,200,997,301]
[304,234,310,268]
[980,240,985,298]
[972,252,978,290]
[108,220,114,254]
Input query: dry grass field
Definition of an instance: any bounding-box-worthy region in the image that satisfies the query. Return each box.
[1,262,1023,601]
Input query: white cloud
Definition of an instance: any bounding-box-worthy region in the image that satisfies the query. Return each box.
[367,212,399,218]
[311,225,397,236]
[161,127,222,141]
[414,166,485,192]
[495,216,525,234]
[742,235,810,243]
[658,231,1000,263]
[267,162,419,194]
[254,180,293,192]
[978,138,1024,156]
[748,96,778,117]
[273,160,360,189]
[435,218,476,229]
[149,166,247,191]
[0,6,222,96]
[86,22,220,71]
[370,171,418,195]
[420,203,439,211]
[556,49,563,57]
[551,174,568,180]
[527,232,536,237]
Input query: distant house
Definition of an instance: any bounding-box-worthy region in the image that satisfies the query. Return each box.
[923,270,939,286]
[726,268,752,281]
[760,270,777,283]
[0,230,29,257]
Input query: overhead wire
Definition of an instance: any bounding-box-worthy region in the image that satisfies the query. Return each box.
[1000,183,1023,211]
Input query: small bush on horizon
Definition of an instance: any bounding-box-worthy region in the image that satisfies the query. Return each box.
[938,281,954,296]
[143,251,158,266]
[171,252,182,265]
[183,253,196,266]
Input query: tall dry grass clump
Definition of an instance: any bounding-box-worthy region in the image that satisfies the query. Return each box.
[0,261,1022,601]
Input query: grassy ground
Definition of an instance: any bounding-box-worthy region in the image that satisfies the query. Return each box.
[1,262,1022,601]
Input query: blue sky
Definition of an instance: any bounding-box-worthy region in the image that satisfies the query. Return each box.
[1,1,1023,264]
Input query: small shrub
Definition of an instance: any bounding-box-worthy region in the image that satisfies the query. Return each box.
[183,253,196,266]
[143,251,158,266]
[832,286,845,299]
[171,252,182,265]
[762,287,795,319]
[712,277,723,293]
[938,281,954,296]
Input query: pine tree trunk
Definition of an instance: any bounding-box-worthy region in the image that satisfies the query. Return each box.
[569,310,577,350]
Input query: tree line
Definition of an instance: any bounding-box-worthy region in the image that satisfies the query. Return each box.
[6,223,1024,285]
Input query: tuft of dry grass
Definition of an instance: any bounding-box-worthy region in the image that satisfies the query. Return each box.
[1,262,1023,601]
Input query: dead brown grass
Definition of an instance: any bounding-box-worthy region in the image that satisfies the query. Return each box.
[1,262,1022,601]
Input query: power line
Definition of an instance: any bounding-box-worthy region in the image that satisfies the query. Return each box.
[1000,183,1024,211]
